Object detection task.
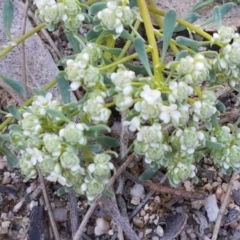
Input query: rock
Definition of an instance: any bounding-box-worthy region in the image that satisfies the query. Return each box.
[94,218,110,236]
[205,194,219,222]
[53,207,68,222]
[155,225,164,237]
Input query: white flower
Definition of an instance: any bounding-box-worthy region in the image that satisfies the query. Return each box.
[140,85,161,104]
[26,148,43,165]
[46,163,67,186]
[159,104,181,124]
[34,0,56,9]
[123,116,141,132]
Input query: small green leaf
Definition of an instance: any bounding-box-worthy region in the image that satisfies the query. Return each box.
[192,0,214,12]
[209,69,216,83]
[87,28,101,41]
[58,54,77,66]
[212,6,222,28]
[120,29,135,41]
[65,32,81,53]
[234,84,240,92]
[80,144,102,153]
[124,62,153,75]
[87,124,111,137]
[0,134,11,142]
[0,144,18,169]
[206,140,223,150]
[55,186,70,196]
[89,2,106,15]
[162,9,176,62]
[134,37,152,77]
[100,46,122,55]
[176,36,200,52]
[56,71,70,104]
[129,0,137,8]
[216,100,226,113]
[211,114,219,129]
[175,50,188,61]
[32,88,48,96]
[3,0,14,40]
[96,136,119,147]
[9,124,21,132]
[46,109,71,122]
[7,105,21,120]
[139,165,159,181]
[174,13,199,32]
[195,152,205,162]
[103,189,115,198]
[0,71,26,96]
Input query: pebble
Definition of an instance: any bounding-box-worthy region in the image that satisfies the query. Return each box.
[133,216,145,228]
[140,210,146,216]
[175,206,184,213]
[190,233,196,239]
[152,237,158,240]
[2,172,11,184]
[212,181,221,188]
[222,183,228,192]
[143,213,149,223]
[53,207,68,222]
[230,220,238,229]
[146,228,152,235]
[215,185,223,200]
[94,218,110,236]
[216,177,222,182]
[155,225,164,237]
[0,160,7,169]
[154,196,161,203]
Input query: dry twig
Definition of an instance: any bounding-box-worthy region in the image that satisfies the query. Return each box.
[211,172,238,240]
[123,171,206,200]
[38,169,60,240]
[73,153,135,240]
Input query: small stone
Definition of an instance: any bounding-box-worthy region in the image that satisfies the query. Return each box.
[133,216,145,228]
[191,200,205,210]
[149,214,156,220]
[212,182,221,188]
[222,183,228,192]
[143,213,149,223]
[175,206,184,213]
[2,221,10,228]
[205,194,219,222]
[184,181,194,192]
[0,226,8,234]
[216,177,222,182]
[53,207,68,222]
[190,233,196,239]
[203,183,212,191]
[202,177,207,183]
[230,220,238,229]
[215,185,223,200]
[0,160,7,170]
[131,196,141,205]
[138,231,144,239]
[155,225,164,237]
[146,228,152,235]
[108,229,114,236]
[154,196,161,203]
[144,203,149,211]
[152,237,158,240]
[140,210,146,216]
[94,218,110,236]
[2,173,11,184]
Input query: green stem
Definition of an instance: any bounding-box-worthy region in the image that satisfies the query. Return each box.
[148,6,223,48]
[137,0,164,84]
[99,48,151,72]
[0,23,46,59]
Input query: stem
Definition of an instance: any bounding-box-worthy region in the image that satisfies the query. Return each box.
[99,48,151,72]
[0,23,46,59]
[148,6,223,47]
[137,0,164,84]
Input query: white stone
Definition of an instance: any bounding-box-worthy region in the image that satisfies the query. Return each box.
[155,225,164,237]
[205,194,219,222]
[94,218,110,236]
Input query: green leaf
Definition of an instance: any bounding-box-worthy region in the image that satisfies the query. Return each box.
[86,124,111,137]
[65,32,81,53]
[234,84,240,92]
[195,152,205,162]
[212,6,222,28]
[176,36,200,52]
[162,9,176,62]
[139,165,159,181]
[0,144,18,169]
[56,72,70,104]
[175,50,188,61]
[58,54,77,66]
[206,140,223,150]
[124,62,153,75]
[32,88,48,96]
[129,0,137,8]
[211,114,219,129]
[192,0,214,12]
[89,2,106,15]
[9,124,21,132]
[55,186,70,196]
[133,37,152,77]
[0,71,26,96]
[7,105,21,120]
[120,29,135,41]
[3,0,14,40]
[100,46,122,55]
[46,108,71,122]
[216,100,226,113]
[87,28,101,41]
[0,134,11,142]
[209,69,216,83]
[103,189,115,198]
[80,144,102,153]
[96,136,120,147]
[174,13,199,32]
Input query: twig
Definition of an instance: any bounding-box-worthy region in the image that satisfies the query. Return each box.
[68,189,79,238]
[123,171,206,200]
[38,169,60,240]
[20,0,29,97]
[129,174,167,220]
[73,153,135,240]
[101,196,139,240]
[211,171,238,240]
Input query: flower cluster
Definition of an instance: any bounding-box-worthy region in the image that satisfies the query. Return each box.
[9,93,115,202]
[34,0,85,31]
[96,1,137,38]
[65,43,103,91]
